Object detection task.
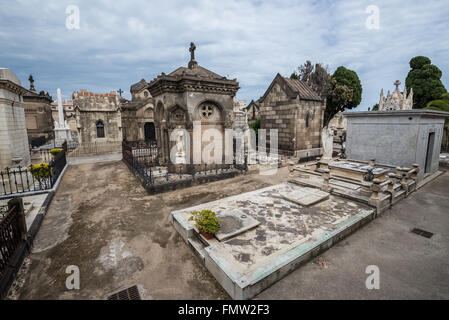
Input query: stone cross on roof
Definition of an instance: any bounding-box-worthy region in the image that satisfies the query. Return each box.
[188,42,198,69]
[117,88,123,97]
[28,74,35,91]
[189,42,196,60]
[394,80,401,90]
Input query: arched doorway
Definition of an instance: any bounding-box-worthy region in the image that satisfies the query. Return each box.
[144,122,156,144]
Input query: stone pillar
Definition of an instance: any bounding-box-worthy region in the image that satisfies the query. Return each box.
[288,160,295,179]
[370,178,382,201]
[387,173,396,197]
[411,164,420,182]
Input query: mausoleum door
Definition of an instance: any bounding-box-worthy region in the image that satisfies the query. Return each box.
[144,122,156,145]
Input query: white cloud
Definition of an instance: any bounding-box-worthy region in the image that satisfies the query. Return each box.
[0,0,448,107]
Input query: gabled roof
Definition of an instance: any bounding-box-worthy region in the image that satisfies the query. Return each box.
[246,99,261,110]
[130,79,148,93]
[283,77,322,101]
[168,65,226,80]
[260,73,322,103]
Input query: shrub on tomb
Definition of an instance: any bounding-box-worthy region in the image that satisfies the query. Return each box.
[189,209,222,238]
[50,148,63,156]
[29,162,51,180]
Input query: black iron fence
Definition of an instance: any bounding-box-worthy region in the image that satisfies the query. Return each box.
[122,140,247,195]
[123,140,159,167]
[0,198,27,298]
[1,150,67,197]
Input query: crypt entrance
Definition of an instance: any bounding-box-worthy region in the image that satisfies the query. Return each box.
[144,122,156,145]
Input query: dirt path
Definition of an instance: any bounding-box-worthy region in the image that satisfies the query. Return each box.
[13,161,287,299]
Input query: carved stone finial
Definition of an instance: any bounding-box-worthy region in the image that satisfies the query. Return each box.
[188,42,198,69]
[394,80,401,90]
[28,74,35,91]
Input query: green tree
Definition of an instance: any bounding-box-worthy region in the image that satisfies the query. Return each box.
[371,103,379,111]
[426,93,449,125]
[405,56,447,108]
[297,61,333,99]
[325,66,362,126]
[426,93,449,110]
[292,62,362,126]
[249,119,261,136]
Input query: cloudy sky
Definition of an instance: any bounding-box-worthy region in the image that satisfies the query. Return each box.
[1,0,448,109]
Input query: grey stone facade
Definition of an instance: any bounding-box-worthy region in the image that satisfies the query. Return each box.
[121,81,155,143]
[344,110,449,180]
[258,73,325,158]
[23,75,53,145]
[126,43,239,166]
[72,90,122,145]
[0,68,31,169]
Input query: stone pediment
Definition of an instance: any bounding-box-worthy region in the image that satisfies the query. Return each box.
[130,78,148,93]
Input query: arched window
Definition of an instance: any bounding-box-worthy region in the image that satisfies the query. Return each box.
[305,114,310,128]
[96,120,105,138]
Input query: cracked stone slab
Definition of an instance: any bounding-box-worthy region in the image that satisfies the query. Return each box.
[278,186,329,207]
[215,209,260,241]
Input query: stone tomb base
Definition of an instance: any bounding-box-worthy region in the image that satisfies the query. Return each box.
[171,183,375,299]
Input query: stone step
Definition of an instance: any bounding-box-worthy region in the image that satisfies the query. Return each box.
[188,235,208,264]
[391,189,406,205]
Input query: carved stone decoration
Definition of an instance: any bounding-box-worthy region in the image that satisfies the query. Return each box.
[200,104,214,120]
[321,126,333,160]
[378,80,413,111]
[174,110,185,121]
[175,129,186,164]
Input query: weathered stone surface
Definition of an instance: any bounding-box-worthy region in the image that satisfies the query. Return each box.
[344,110,449,180]
[257,73,325,159]
[23,76,53,144]
[215,209,260,241]
[72,89,123,145]
[378,80,413,111]
[0,68,31,169]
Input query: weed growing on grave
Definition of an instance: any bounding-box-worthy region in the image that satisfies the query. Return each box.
[189,209,222,235]
[29,162,51,180]
[50,148,63,156]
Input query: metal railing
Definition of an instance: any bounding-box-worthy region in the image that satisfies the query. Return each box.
[1,150,67,196]
[0,198,26,291]
[122,140,248,195]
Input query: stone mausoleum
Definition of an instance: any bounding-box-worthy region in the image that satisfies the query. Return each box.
[344,109,449,180]
[72,89,123,145]
[124,43,240,166]
[121,79,156,143]
[257,73,325,159]
[23,75,54,146]
[0,68,31,169]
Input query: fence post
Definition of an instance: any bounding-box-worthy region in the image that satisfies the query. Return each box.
[8,197,27,241]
